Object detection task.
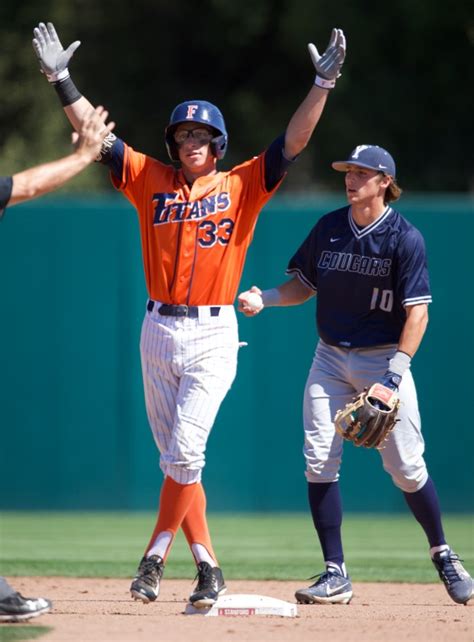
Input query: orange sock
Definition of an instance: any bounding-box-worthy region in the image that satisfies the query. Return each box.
[145,476,199,560]
[181,482,218,564]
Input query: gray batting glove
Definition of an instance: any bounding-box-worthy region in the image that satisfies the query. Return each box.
[32,22,81,82]
[308,28,346,89]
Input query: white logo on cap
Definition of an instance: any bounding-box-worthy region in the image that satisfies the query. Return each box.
[352,145,371,159]
[186,105,199,119]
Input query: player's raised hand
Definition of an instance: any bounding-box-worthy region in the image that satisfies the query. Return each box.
[71,106,116,163]
[309,28,346,89]
[32,22,81,82]
[237,286,264,317]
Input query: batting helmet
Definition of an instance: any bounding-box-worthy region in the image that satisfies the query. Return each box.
[165,100,228,162]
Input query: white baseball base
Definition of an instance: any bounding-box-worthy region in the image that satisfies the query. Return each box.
[184,593,297,617]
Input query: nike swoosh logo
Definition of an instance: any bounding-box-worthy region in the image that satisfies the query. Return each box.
[326,583,351,596]
[330,237,341,243]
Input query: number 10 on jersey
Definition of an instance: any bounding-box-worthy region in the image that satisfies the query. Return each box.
[370,288,394,312]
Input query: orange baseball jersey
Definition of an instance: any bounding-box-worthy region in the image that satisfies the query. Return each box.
[110,141,285,305]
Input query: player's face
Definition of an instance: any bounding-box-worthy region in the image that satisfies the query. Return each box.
[344,166,390,204]
[175,124,216,175]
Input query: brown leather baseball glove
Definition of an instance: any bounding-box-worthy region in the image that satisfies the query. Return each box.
[334,383,400,449]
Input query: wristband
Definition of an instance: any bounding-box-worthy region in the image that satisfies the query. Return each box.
[314,75,336,89]
[45,68,70,83]
[261,288,282,307]
[387,350,411,378]
[53,76,83,107]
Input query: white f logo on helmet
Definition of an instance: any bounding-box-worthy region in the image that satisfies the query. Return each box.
[352,145,371,159]
[186,105,199,119]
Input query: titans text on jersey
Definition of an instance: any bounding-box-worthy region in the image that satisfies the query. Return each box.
[152,192,231,225]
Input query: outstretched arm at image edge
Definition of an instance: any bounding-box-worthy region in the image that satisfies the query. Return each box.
[8,106,115,205]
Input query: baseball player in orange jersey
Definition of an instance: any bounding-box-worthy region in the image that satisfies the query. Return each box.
[1,106,114,622]
[32,21,346,607]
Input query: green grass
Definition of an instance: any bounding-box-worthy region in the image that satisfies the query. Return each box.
[1,512,472,583]
[0,627,51,642]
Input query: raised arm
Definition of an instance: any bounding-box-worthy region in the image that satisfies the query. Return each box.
[284,29,346,160]
[32,22,94,130]
[9,106,114,206]
[238,276,315,316]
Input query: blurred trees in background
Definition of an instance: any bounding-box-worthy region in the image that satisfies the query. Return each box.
[0,0,472,193]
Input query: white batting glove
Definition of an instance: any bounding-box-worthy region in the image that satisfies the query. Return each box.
[309,28,346,89]
[32,22,81,82]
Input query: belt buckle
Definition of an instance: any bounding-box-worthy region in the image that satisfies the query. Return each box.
[179,305,188,316]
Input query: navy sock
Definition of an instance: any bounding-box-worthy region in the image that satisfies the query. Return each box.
[308,481,344,567]
[403,477,446,548]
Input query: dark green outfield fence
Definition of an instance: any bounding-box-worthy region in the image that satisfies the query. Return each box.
[1,194,473,512]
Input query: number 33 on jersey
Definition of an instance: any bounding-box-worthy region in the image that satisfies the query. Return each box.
[111,141,280,306]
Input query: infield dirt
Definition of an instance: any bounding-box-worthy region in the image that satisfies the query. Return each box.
[6,576,473,642]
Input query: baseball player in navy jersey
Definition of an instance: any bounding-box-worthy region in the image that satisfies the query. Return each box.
[0,106,114,622]
[32,21,346,608]
[239,145,473,606]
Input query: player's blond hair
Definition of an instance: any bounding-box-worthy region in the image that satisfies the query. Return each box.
[385,179,402,203]
[379,174,402,203]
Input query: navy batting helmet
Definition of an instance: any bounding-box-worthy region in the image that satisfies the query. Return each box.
[165,100,228,162]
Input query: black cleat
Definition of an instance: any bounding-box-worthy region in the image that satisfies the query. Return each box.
[189,562,227,608]
[130,554,164,603]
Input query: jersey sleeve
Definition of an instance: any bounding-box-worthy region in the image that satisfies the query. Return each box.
[0,176,13,221]
[107,140,151,210]
[101,137,126,182]
[231,136,290,218]
[285,223,319,290]
[264,134,294,191]
[395,228,432,306]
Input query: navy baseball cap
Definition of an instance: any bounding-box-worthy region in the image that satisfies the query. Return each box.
[332,145,396,177]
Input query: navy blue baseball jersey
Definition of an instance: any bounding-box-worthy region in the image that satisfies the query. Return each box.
[0,176,13,220]
[287,205,432,347]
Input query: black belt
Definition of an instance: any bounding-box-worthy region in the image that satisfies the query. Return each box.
[147,300,220,318]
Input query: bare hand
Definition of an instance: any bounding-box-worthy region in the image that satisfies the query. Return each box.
[237,286,264,317]
[72,106,116,162]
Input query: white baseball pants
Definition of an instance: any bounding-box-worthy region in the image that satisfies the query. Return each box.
[303,339,428,492]
[140,302,239,484]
